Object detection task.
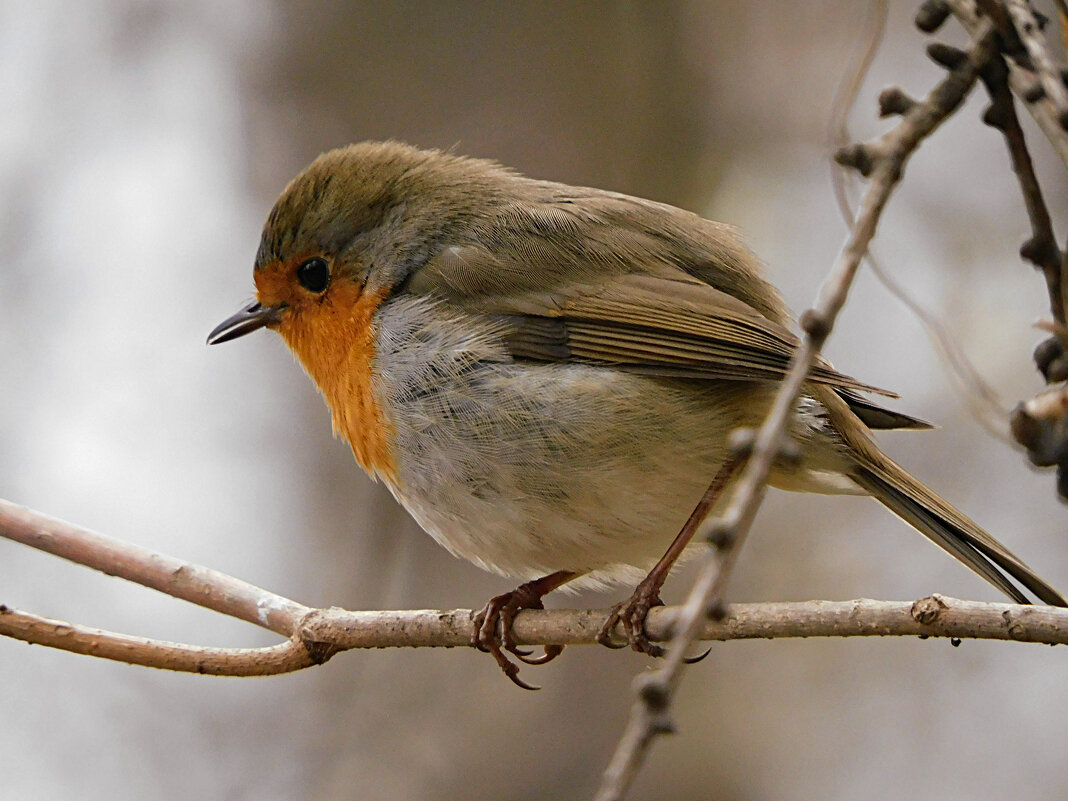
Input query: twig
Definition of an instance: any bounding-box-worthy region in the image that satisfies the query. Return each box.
[593,21,1000,801]
[1004,0,1068,130]
[979,17,1065,323]
[951,0,1068,166]
[0,499,310,637]
[832,2,1011,441]
[0,606,316,676]
[953,2,1068,498]
[7,500,1068,675]
[7,592,1068,674]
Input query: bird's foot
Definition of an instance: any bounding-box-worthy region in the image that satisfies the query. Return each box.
[596,586,711,663]
[472,577,567,690]
[596,577,666,658]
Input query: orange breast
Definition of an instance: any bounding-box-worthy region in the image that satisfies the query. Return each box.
[261,272,398,484]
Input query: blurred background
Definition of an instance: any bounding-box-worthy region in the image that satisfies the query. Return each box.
[3,2,1068,799]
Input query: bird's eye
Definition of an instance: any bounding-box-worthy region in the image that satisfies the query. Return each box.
[296,257,330,293]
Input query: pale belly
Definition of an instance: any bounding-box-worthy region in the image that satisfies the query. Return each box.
[369,295,854,590]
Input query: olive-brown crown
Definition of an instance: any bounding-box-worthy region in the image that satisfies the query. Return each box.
[254,140,520,288]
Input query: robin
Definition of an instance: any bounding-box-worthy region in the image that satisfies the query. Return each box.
[208,141,1066,688]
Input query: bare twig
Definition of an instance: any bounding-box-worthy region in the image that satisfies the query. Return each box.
[951,2,1068,498]
[979,26,1065,323]
[0,606,317,676]
[7,594,1068,671]
[7,500,1068,677]
[594,21,1000,801]
[831,2,1011,440]
[1005,0,1068,129]
[0,499,310,637]
[951,0,1068,166]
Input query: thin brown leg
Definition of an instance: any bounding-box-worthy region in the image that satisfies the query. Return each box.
[597,456,740,657]
[472,570,577,690]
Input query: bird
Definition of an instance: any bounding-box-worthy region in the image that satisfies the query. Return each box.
[208,140,1066,688]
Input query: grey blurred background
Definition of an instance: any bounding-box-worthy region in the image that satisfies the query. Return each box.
[3,2,1068,799]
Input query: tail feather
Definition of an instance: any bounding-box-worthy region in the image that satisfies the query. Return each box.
[852,464,1067,607]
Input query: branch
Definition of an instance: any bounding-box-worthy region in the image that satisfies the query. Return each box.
[6,500,1068,677]
[1004,0,1068,130]
[0,499,310,638]
[952,0,1068,166]
[977,40,1064,324]
[594,18,1000,801]
[946,1,1068,500]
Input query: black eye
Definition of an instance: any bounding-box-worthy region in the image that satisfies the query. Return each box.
[296,257,330,293]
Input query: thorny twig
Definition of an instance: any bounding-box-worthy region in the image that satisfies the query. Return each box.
[593,20,1001,801]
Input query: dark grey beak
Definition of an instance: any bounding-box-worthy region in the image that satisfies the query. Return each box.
[207,301,284,345]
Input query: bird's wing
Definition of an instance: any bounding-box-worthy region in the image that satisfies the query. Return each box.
[408,240,899,400]
[499,272,891,395]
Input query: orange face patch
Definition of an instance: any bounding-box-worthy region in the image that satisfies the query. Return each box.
[255,260,397,484]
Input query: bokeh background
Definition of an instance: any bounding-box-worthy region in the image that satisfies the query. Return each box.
[3,2,1068,799]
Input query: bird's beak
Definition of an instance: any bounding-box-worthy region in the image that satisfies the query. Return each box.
[206,301,284,345]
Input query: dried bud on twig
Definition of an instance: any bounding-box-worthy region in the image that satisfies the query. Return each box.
[915,0,951,33]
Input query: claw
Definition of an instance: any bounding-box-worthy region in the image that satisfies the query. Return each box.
[516,644,564,665]
[597,584,666,657]
[683,645,713,664]
[501,660,541,691]
[597,635,629,650]
[470,571,576,688]
[596,608,628,649]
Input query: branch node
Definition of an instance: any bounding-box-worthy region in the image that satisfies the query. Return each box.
[833,144,875,177]
[915,0,951,33]
[799,308,831,340]
[705,520,735,551]
[1023,78,1047,103]
[706,600,729,622]
[910,594,948,625]
[1034,337,1068,381]
[1002,607,1029,640]
[298,610,342,665]
[635,672,671,711]
[726,427,755,459]
[927,42,969,70]
[775,436,803,471]
[1010,404,1053,463]
[878,87,917,117]
[982,102,1011,130]
[1020,235,1058,269]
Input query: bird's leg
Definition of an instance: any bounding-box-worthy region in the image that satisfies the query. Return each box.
[472,570,577,690]
[598,457,740,657]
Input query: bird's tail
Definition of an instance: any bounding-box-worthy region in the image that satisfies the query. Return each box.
[850,459,1067,607]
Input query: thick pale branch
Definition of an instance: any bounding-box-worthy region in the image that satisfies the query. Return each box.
[5,598,1068,677]
[4,499,1066,676]
[306,598,1068,647]
[0,605,315,676]
[0,499,310,637]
